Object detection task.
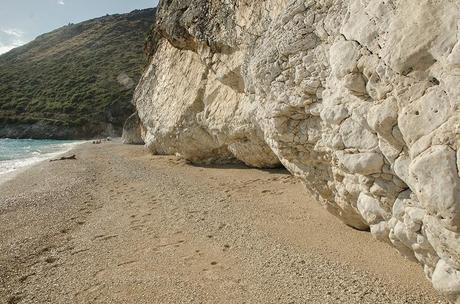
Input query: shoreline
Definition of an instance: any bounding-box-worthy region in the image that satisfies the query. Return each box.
[0,142,448,303]
[0,139,88,186]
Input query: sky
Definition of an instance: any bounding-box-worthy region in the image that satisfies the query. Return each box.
[0,0,159,54]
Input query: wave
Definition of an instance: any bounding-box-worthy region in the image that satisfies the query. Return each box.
[0,139,85,185]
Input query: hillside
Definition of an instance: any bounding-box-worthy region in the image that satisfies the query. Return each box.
[0,8,155,139]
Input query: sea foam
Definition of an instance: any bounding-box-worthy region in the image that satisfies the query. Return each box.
[0,139,84,184]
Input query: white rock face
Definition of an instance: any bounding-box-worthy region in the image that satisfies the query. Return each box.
[134,0,460,299]
[122,112,145,145]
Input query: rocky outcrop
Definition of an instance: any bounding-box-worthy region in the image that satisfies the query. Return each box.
[122,112,145,145]
[135,0,460,300]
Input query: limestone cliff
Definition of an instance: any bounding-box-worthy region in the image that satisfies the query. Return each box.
[134,0,460,300]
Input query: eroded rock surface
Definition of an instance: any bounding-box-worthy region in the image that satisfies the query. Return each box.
[135,0,460,300]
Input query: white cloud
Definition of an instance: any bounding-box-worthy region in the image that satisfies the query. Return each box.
[2,28,24,38]
[0,44,19,55]
[58,0,65,5]
[0,40,24,55]
[0,28,26,55]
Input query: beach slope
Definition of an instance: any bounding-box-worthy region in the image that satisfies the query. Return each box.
[0,142,447,303]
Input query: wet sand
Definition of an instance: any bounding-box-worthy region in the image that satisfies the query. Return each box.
[0,141,447,303]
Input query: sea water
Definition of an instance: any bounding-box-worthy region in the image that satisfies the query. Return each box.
[0,139,83,183]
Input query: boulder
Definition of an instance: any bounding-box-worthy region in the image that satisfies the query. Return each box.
[122,112,145,145]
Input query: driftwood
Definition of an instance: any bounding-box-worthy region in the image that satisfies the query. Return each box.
[50,155,77,162]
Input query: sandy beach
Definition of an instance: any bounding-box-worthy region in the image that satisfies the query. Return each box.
[0,141,448,304]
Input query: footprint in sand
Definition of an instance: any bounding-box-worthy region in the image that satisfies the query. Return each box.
[44,256,59,264]
[82,282,105,300]
[130,224,147,231]
[58,245,75,253]
[39,246,52,253]
[19,272,36,283]
[7,294,24,304]
[131,218,140,224]
[71,248,90,255]
[117,260,137,267]
[154,240,186,252]
[93,268,106,278]
[92,234,118,241]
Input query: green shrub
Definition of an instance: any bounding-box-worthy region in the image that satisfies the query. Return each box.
[0,8,155,137]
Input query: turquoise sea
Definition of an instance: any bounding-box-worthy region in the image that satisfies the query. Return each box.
[0,139,83,182]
